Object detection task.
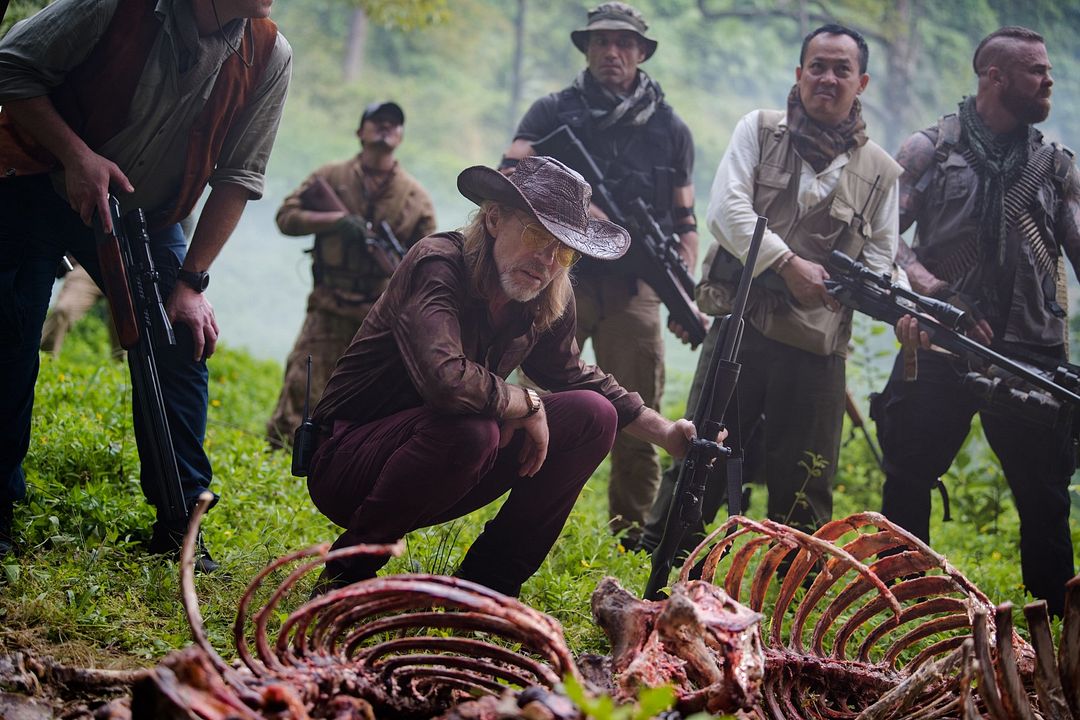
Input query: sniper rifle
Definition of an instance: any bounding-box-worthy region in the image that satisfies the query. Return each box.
[826,250,1080,431]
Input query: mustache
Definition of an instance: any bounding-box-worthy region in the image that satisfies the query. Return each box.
[518,263,550,281]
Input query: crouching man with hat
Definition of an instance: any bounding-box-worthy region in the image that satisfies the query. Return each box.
[306,156,716,597]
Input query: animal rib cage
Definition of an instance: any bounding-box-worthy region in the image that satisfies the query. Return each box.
[117,498,1079,720]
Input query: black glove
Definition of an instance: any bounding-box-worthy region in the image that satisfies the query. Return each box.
[334,214,369,243]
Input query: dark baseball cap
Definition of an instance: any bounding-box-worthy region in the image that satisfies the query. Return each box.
[360,101,405,127]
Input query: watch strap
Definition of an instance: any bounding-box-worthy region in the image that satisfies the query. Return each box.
[523,387,542,417]
[177,269,209,293]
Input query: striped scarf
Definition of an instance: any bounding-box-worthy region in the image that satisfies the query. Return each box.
[573,68,662,129]
[785,84,868,173]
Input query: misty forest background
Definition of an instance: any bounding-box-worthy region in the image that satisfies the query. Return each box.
[1,0,1080,679]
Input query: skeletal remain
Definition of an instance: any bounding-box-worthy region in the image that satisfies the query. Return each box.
[7,497,1079,719]
[590,576,764,715]
[129,493,580,719]
[678,513,1080,719]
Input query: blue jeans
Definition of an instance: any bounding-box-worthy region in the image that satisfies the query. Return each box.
[0,175,213,523]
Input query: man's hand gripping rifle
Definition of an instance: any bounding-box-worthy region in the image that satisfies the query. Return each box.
[644,217,768,600]
[532,125,708,347]
[827,250,1080,430]
[300,176,407,275]
[95,196,188,527]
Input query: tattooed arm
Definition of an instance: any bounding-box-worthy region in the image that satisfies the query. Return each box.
[895,130,994,345]
[893,131,950,297]
[1056,156,1080,280]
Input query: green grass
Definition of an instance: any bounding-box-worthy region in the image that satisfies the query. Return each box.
[1,310,1078,678]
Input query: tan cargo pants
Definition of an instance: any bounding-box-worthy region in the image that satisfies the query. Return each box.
[574,274,664,539]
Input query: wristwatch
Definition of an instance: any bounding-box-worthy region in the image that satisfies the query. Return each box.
[177,269,210,293]
[523,387,542,417]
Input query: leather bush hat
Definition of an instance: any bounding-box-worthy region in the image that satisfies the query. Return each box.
[571,2,658,61]
[457,156,630,261]
[359,101,405,128]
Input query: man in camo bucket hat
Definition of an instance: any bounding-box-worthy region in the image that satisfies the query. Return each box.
[501,3,704,548]
[571,1,658,60]
[305,156,715,599]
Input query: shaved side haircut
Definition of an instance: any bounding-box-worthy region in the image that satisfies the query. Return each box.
[972,26,1045,75]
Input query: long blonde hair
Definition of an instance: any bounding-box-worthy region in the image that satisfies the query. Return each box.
[460,203,574,332]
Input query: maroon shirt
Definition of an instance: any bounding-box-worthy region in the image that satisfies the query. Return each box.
[314,232,646,428]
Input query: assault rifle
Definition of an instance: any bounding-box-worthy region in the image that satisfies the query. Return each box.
[532,125,708,347]
[826,250,1080,430]
[299,176,407,275]
[644,216,768,600]
[96,196,188,526]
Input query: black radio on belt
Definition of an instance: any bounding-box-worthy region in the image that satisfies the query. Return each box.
[291,355,317,477]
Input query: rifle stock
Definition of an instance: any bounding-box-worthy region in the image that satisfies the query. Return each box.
[96,197,188,527]
[643,216,768,600]
[300,176,405,276]
[96,231,139,349]
[532,125,707,347]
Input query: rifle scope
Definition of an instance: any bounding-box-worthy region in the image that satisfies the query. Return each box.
[829,250,967,330]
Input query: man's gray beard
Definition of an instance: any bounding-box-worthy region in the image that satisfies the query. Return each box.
[499,270,542,303]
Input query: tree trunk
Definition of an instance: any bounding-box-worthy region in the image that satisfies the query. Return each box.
[343,7,368,83]
[880,0,922,151]
[507,0,527,133]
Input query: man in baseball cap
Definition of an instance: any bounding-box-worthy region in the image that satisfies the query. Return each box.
[359,100,405,127]
[305,156,716,597]
[266,99,435,450]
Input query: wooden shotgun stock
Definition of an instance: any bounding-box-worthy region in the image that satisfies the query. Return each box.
[96,228,140,349]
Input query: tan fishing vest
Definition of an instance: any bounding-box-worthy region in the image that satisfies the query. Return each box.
[698,110,902,356]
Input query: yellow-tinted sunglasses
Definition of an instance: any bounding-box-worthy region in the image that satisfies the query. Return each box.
[520,223,581,268]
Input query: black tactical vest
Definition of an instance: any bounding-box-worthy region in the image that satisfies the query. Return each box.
[552,87,679,277]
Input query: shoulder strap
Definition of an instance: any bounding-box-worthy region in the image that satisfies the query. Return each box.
[934,113,961,163]
[911,116,956,195]
[1051,142,1075,187]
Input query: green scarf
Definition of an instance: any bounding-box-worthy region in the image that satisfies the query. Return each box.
[958,95,1035,266]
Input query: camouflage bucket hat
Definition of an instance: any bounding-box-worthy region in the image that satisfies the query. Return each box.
[571,2,658,61]
[457,156,630,261]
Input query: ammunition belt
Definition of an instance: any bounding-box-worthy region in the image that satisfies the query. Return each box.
[929,145,1058,282]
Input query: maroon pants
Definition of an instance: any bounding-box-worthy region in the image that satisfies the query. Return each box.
[307,390,618,596]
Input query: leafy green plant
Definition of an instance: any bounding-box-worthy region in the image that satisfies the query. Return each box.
[562,675,730,720]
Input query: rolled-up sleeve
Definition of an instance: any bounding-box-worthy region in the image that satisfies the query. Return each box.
[390,256,514,419]
[706,110,791,275]
[208,32,293,199]
[275,164,333,236]
[0,0,117,102]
